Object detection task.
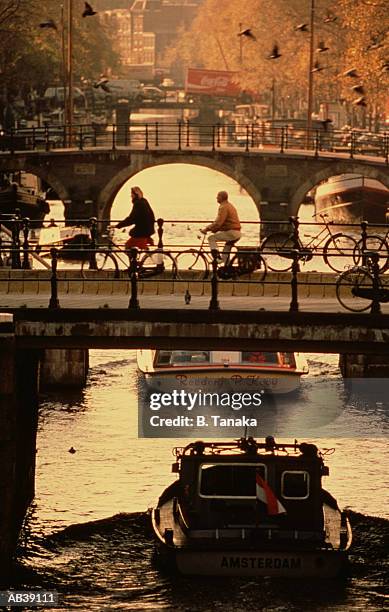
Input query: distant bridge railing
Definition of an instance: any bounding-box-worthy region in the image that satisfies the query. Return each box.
[1,123,388,162]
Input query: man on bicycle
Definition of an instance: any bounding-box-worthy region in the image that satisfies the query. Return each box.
[201,191,241,262]
[116,186,155,250]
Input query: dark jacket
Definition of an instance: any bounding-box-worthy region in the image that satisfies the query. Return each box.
[117,197,155,237]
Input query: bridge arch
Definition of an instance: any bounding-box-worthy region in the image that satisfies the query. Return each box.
[290,161,389,216]
[98,155,262,220]
[6,161,69,203]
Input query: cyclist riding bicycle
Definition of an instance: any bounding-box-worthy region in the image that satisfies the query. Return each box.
[201,190,241,263]
[116,186,155,250]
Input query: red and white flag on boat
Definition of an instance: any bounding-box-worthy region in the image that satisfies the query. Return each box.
[256,472,286,515]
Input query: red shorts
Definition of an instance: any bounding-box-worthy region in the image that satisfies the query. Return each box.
[125,236,154,250]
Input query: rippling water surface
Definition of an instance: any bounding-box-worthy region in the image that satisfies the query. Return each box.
[12,166,389,610]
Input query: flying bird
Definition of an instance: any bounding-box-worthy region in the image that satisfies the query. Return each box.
[323,13,337,23]
[353,97,367,107]
[82,2,97,17]
[267,44,281,60]
[184,289,191,305]
[68,447,76,454]
[238,28,256,41]
[39,19,57,30]
[316,41,329,53]
[352,84,365,95]
[343,68,359,78]
[295,23,308,32]
[312,61,324,73]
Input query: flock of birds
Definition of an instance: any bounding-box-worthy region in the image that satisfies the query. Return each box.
[238,11,388,109]
[39,4,387,109]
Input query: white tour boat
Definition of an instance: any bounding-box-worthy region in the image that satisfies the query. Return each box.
[137,350,308,394]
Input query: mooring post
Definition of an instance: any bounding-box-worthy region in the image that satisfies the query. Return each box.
[209,250,220,311]
[22,217,31,270]
[289,249,299,312]
[369,252,382,315]
[49,248,60,309]
[128,247,140,310]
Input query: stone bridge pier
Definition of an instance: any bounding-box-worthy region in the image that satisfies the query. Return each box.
[1,149,388,233]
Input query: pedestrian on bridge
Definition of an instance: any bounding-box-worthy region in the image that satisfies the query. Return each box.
[116,186,155,250]
[201,191,241,263]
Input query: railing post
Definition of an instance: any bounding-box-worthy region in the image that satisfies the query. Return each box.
[145,124,149,150]
[349,131,355,159]
[128,247,140,310]
[178,121,182,151]
[385,134,389,165]
[186,120,190,147]
[11,215,21,269]
[212,125,216,151]
[93,125,98,147]
[289,250,299,312]
[245,125,250,152]
[155,121,159,147]
[79,125,83,150]
[157,218,164,249]
[9,127,15,154]
[217,123,221,148]
[289,216,300,272]
[22,217,31,270]
[49,247,60,309]
[209,249,220,311]
[369,252,381,315]
[32,126,36,150]
[45,126,50,151]
[284,125,289,150]
[360,220,368,266]
[89,216,97,270]
[280,126,285,154]
[314,129,320,157]
[112,123,116,150]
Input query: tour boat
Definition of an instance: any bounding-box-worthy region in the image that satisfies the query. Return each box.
[136,350,308,394]
[151,437,352,577]
[0,173,49,223]
[315,174,389,223]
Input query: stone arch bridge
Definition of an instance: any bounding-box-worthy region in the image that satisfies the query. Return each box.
[0,147,388,223]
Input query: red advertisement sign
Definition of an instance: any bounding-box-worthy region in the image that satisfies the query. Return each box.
[185,68,241,97]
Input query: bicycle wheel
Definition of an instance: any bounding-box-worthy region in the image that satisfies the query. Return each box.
[353,235,389,272]
[81,249,119,277]
[228,251,267,282]
[336,267,373,312]
[174,249,209,280]
[260,233,294,272]
[138,250,178,279]
[323,233,359,272]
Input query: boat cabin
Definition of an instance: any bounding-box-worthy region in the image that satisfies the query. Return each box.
[154,350,299,370]
[168,439,331,543]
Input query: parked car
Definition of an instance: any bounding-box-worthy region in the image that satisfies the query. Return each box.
[141,86,165,102]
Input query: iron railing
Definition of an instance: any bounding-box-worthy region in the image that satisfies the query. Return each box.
[1,123,388,163]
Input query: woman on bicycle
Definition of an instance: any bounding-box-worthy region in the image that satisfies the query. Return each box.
[116,186,155,250]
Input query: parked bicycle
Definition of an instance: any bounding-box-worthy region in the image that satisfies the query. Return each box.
[80,226,178,279]
[336,252,389,312]
[260,214,360,273]
[175,234,267,281]
[352,223,389,272]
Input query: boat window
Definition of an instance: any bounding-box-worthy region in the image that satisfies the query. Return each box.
[199,463,266,498]
[241,352,279,365]
[281,471,310,500]
[171,351,210,365]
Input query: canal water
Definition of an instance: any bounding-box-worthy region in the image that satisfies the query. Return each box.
[11,165,389,610]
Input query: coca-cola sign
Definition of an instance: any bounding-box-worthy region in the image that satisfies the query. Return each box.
[185,68,241,97]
